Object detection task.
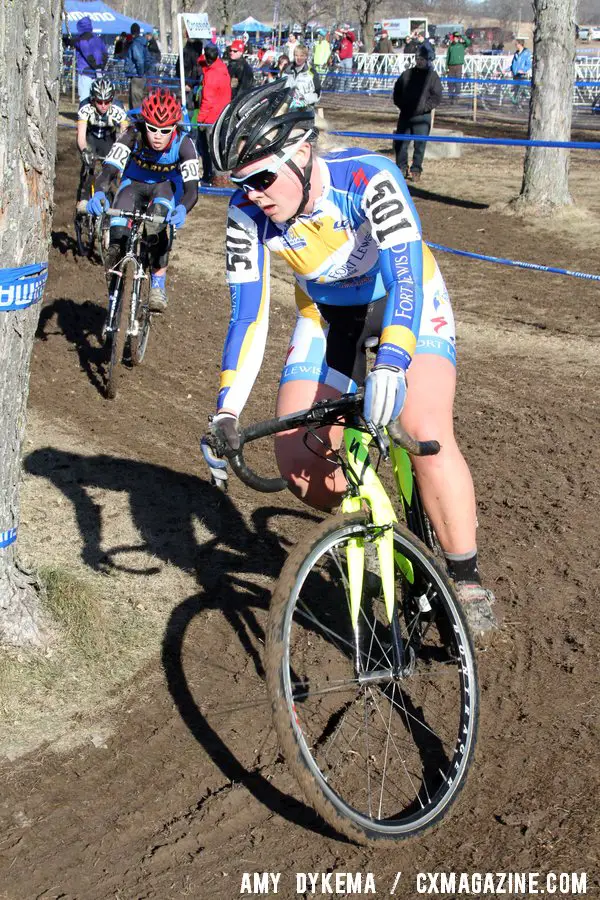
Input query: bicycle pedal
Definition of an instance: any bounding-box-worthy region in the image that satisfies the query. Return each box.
[130,321,139,337]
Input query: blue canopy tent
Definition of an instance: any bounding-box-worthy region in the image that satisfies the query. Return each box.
[62,0,155,36]
[232,16,271,34]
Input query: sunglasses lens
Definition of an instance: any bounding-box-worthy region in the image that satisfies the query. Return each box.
[146,124,173,135]
[235,170,278,193]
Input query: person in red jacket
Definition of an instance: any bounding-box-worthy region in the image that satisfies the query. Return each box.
[336,26,355,91]
[197,42,232,184]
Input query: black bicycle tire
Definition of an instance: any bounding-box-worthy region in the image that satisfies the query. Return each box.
[75,211,95,258]
[266,510,478,844]
[97,213,110,266]
[105,261,132,400]
[129,272,151,365]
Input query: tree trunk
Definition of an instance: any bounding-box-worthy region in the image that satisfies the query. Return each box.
[363,7,374,51]
[518,0,576,210]
[159,0,171,52]
[0,0,61,646]
[171,0,181,58]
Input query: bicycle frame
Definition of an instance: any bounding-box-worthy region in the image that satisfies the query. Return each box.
[217,392,438,659]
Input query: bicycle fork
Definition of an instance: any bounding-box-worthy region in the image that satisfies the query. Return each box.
[341,427,414,680]
[104,257,147,338]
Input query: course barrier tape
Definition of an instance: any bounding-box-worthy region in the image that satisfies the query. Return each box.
[198,185,236,197]
[51,136,600,283]
[0,263,48,312]
[142,69,600,88]
[428,242,600,281]
[330,129,600,150]
[194,183,600,282]
[0,528,18,549]
[57,120,600,153]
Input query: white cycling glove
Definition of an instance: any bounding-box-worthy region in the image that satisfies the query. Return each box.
[200,413,240,488]
[363,366,407,428]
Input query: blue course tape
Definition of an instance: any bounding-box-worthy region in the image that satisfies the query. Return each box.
[194,187,599,280]
[0,528,18,549]
[427,242,600,281]
[198,185,235,197]
[330,130,600,150]
[0,263,48,312]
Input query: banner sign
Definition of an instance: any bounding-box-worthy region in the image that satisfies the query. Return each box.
[182,13,212,39]
[0,263,48,312]
[0,528,18,549]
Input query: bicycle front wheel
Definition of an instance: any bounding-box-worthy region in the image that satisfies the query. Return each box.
[75,211,95,258]
[129,271,151,366]
[96,212,110,266]
[266,511,478,843]
[105,260,132,400]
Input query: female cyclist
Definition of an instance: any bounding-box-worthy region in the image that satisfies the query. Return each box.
[201,81,497,638]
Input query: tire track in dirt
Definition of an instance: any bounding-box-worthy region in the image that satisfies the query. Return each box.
[0,122,598,900]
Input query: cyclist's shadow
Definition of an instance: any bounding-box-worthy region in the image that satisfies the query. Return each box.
[24,447,342,836]
[36,298,110,396]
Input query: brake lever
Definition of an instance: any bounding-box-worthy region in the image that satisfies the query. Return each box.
[364,419,390,460]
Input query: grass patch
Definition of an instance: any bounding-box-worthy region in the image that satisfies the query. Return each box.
[41,565,108,659]
[0,565,161,758]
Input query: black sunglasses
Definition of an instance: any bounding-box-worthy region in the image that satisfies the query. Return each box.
[230,168,280,194]
[230,130,312,195]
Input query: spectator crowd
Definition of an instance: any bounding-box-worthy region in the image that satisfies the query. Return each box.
[68,18,535,187]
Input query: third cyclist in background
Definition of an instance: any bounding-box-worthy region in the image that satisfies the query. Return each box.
[76,78,127,208]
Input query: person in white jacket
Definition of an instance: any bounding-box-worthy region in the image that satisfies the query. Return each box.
[285,44,321,108]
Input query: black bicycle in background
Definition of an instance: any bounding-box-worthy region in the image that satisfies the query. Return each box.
[74,154,112,263]
[102,207,172,400]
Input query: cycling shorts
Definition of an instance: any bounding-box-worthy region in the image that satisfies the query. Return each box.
[281,263,456,393]
[109,180,176,269]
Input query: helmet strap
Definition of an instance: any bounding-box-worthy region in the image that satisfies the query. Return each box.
[285,147,314,223]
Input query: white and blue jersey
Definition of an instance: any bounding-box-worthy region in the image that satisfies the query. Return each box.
[219,148,456,415]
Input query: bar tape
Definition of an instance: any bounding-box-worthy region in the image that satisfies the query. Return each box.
[0,263,48,312]
[0,528,18,549]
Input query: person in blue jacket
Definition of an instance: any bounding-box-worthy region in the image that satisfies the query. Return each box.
[124,22,154,111]
[510,39,532,103]
[73,16,107,100]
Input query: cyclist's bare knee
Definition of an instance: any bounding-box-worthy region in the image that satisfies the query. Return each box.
[275,430,345,512]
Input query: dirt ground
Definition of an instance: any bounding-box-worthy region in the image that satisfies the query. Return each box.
[0,111,599,899]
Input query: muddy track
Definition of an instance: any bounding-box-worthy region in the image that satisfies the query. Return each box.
[0,123,599,899]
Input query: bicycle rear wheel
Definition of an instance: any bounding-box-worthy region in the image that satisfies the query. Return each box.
[129,271,152,365]
[266,511,478,843]
[105,261,132,400]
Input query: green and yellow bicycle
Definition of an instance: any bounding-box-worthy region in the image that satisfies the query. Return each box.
[210,389,478,843]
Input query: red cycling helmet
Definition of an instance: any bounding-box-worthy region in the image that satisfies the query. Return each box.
[140,89,182,128]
